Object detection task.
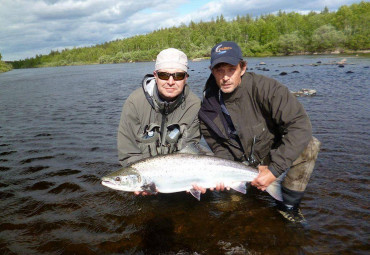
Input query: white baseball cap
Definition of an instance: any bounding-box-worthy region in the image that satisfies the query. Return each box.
[155,48,188,72]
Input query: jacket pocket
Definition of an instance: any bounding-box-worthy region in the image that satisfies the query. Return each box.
[251,122,274,161]
[138,123,161,156]
[165,124,182,154]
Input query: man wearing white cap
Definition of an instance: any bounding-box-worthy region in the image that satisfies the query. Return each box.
[117,48,201,176]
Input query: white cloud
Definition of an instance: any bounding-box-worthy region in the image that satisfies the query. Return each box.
[0,0,362,60]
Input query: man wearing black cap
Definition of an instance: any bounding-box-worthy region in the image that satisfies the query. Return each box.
[198,41,320,223]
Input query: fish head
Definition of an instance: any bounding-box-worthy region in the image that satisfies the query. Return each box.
[101,167,143,191]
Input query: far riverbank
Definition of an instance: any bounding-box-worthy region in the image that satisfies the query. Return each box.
[2,50,369,73]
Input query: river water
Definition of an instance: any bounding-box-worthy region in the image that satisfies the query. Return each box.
[0,56,369,255]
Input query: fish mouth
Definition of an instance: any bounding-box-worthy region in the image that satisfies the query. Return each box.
[101,179,133,192]
[101,179,119,189]
[101,176,110,183]
[101,180,112,187]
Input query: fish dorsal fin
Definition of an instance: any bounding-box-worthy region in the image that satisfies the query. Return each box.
[189,188,202,201]
[179,142,214,156]
[230,182,247,194]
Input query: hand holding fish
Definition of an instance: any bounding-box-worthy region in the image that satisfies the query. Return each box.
[134,190,157,196]
[251,165,276,191]
[190,183,230,192]
[210,183,231,192]
[189,184,207,194]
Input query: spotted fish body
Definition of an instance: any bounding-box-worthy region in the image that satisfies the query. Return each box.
[101,153,282,201]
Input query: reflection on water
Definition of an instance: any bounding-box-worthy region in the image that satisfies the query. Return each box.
[0,56,369,254]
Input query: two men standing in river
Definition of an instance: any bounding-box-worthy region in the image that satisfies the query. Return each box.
[117,41,320,223]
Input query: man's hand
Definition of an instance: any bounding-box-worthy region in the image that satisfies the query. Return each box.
[209,182,230,192]
[189,184,207,194]
[251,165,277,191]
[189,183,230,193]
[134,191,157,196]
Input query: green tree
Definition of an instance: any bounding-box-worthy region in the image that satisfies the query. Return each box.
[311,25,346,52]
[277,31,304,55]
[321,6,329,14]
[346,34,369,50]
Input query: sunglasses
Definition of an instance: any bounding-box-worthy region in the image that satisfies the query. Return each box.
[156,71,187,81]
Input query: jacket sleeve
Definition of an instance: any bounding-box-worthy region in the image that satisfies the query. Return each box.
[258,79,312,177]
[200,120,235,161]
[179,98,201,148]
[184,114,201,145]
[117,97,147,167]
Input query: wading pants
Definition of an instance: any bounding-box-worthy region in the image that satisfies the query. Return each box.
[266,136,321,207]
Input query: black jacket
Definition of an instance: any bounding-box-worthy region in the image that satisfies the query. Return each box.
[199,72,312,177]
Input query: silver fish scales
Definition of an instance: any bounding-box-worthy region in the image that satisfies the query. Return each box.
[102,153,282,201]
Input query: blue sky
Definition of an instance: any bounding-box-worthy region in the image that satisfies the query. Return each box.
[177,0,213,15]
[0,0,363,61]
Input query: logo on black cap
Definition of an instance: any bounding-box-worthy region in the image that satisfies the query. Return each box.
[210,41,243,69]
[215,44,233,54]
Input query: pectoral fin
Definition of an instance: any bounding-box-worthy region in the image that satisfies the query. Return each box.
[189,188,201,201]
[230,182,247,194]
[141,182,158,194]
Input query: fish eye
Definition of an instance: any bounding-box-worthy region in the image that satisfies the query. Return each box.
[115,177,121,182]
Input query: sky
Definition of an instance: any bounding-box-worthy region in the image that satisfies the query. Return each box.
[0,0,363,61]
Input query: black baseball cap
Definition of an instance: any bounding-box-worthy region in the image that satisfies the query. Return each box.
[210,41,243,69]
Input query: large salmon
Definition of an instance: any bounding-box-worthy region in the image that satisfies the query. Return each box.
[101,151,282,201]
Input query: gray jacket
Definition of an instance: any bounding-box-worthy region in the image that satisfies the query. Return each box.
[118,74,201,166]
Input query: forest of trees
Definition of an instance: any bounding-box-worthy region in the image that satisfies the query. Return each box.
[9,1,370,69]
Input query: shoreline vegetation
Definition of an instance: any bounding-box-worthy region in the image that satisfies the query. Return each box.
[1,2,369,73]
[0,52,12,73]
[0,61,12,73]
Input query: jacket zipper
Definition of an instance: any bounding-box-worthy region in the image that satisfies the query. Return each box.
[159,102,170,153]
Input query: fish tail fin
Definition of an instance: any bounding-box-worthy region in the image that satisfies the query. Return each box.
[265,173,285,201]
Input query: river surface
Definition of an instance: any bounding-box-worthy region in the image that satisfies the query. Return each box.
[0,56,369,255]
